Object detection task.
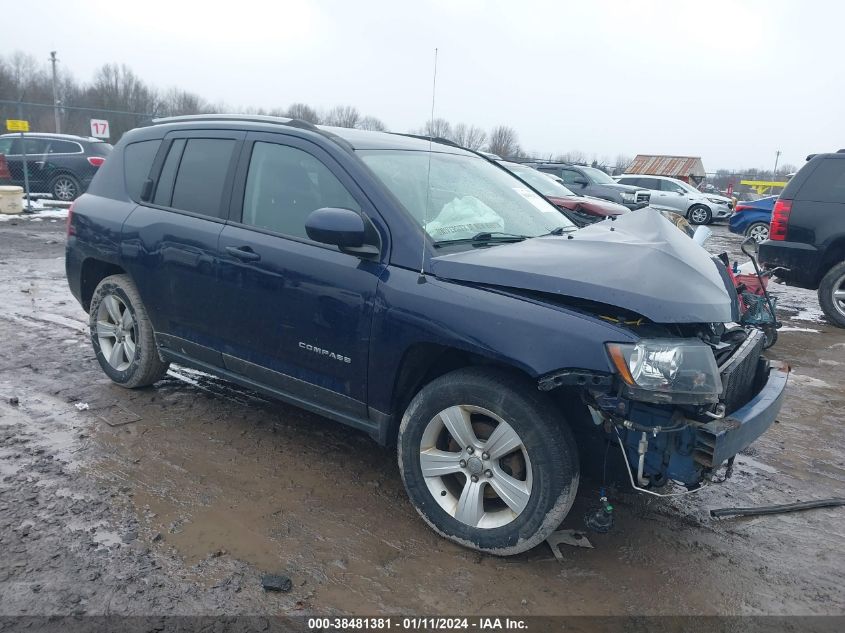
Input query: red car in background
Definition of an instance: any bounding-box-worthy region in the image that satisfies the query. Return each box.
[498,160,629,226]
[0,153,10,184]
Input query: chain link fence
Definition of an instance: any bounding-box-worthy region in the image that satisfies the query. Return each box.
[0,100,154,204]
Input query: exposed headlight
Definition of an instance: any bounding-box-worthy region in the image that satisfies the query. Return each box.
[707,197,727,205]
[620,192,635,203]
[606,338,722,404]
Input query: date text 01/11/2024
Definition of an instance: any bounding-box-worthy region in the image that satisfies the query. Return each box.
[306,617,528,630]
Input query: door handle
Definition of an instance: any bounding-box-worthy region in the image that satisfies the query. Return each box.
[225,245,261,262]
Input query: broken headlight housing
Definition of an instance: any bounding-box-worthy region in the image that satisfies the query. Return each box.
[606,338,723,404]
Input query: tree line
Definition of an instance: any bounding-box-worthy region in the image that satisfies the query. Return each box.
[0,51,534,159]
[0,51,788,180]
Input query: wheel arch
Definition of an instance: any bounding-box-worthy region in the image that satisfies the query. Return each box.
[386,344,538,445]
[385,343,593,446]
[817,237,845,284]
[80,258,127,309]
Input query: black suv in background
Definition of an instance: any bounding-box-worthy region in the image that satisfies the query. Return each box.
[0,133,112,201]
[760,150,845,327]
[530,162,650,210]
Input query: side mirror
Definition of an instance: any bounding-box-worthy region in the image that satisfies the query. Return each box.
[305,207,379,257]
[573,178,589,186]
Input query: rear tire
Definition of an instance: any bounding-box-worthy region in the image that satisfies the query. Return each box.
[89,274,169,387]
[688,204,712,225]
[818,261,845,328]
[50,173,81,202]
[397,367,579,556]
[745,222,770,243]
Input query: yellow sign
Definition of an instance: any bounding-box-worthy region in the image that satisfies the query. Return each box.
[6,119,29,132]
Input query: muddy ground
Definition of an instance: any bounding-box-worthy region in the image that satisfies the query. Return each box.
[0,212,843,617]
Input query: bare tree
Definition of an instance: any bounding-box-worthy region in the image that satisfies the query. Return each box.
[487,125,520,158]
[285,102,320,124]
[324,105,360,128]
[419,118,452,139]
[359,115,387,131]
[160,88,210,116]
[555,150,587,164]
[452,123,487,150]
[613,153,633,174]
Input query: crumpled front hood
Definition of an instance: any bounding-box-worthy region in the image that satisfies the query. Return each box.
[431,209,736,323]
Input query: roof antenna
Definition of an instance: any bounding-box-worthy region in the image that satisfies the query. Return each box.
[418,47,439,284]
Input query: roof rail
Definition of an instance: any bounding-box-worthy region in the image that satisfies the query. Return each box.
[394,133,461,148]
[151,113,303,127]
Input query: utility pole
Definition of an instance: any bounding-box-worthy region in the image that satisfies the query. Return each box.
[49,51,61,134]
[773,149,781,178]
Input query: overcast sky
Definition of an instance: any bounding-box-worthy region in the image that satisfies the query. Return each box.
[7,0,843,171]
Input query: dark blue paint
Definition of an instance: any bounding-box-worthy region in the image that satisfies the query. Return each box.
[65,119,788,490]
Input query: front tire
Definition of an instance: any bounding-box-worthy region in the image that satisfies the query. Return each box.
[398,367,579,556]
[89,274,169,387]
[688,204,712,225]
[818,261,845,328]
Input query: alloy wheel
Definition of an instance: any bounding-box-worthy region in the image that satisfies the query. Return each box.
[53,177,77,201]
[96,294,137,371]
[747,223,770,243]
[832,273,845,320]
[419,405,533,529]
[690,207,709,224]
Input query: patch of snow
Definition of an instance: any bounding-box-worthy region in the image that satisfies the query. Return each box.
[780,326,821,333]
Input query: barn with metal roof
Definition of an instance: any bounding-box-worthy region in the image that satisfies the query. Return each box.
[625,155,706,184]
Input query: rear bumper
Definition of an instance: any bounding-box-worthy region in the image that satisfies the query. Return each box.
[759,240,822,289]
[693,360,789,468]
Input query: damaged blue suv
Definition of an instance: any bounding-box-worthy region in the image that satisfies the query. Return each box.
[65,115,789,555]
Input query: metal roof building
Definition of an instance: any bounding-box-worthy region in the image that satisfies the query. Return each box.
[625,155,706,184]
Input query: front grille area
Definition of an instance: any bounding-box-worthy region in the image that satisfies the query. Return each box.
[636,191,650,204]
[720,329,765,413]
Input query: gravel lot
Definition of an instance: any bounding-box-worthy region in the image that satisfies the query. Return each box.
[0,211,843,617]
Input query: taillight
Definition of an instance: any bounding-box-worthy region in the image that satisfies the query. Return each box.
[87,156,105,167]
[66,202,75,237]
[733,203,751,214]
[769,199,792,241]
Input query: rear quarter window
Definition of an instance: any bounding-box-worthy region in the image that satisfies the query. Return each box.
[123,140,162,202]
[796,158,845,204]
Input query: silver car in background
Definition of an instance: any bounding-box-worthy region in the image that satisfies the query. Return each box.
[615,174,733,225]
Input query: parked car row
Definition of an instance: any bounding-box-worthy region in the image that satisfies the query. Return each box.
[614,174,734,225]
[0,132,112,201]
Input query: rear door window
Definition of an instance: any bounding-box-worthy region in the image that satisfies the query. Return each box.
[0,138,14,155]
[241,141,360,239]
[797,159,845,204]
[22,138,49,155]
[170,138,236,216]
[124,139,162,202]
[46,140,82,154]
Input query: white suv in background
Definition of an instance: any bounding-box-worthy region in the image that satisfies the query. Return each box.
[615,174,733,225]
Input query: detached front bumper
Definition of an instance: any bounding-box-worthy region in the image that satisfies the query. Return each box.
[693,360,789,468]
